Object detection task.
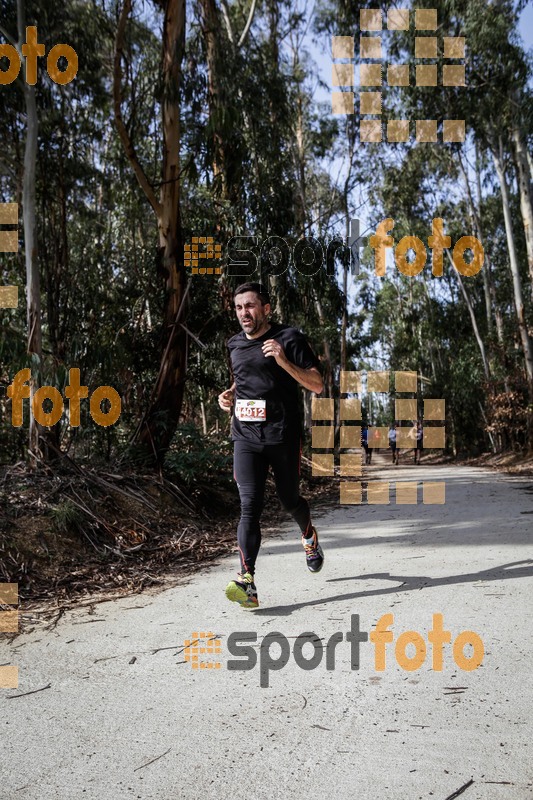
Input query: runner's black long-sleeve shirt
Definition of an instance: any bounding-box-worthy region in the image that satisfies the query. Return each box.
[227,322,320,444]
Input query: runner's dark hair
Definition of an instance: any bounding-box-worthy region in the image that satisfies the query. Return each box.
[234,282,270,306]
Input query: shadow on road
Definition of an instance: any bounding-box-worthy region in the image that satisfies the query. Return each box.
[255,560,533,617]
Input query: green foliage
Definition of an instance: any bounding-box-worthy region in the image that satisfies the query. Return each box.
[50,500,84,534]
[163,425,232,486]
[1,0,532,468]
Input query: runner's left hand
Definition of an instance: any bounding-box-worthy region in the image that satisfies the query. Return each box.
[262,339,287,366]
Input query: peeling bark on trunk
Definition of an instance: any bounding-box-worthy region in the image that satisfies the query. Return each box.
[114,0,187,463]
[199,0,228,200]
[458,151,493,335]
[491,137,533,407]
[200,0,255,211]
[445,250,491,382]
[340,121,356,373]
[512,124,533,301]
[475,148,506,351]
[291,80,332,399]
[457,148,509,394]
[17,0,43,466]
[313,293,333,398]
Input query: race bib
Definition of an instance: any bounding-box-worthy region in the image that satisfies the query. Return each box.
[235,399,266,422]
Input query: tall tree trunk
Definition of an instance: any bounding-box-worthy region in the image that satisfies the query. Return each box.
[458,147,508,358]
[340,117,357,372]
[340,169,352,372]
[219,0,258,211]
[491,136,533,406]
[457,149,508,402]
[421,274,444,375]
[511,123,533,301]
[114,0,188,463]
[291,71,332,397]
[293,70,307,238]
[527,148,533,189]
[17,0,42,466]
[445,249,491,382]
[199,0,229,201]
[261,0,288,313]
[475,146,506,351]
[458,150,493,335]
[313,292,334,398]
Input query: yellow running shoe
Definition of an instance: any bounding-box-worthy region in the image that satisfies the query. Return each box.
[224,572,259,610]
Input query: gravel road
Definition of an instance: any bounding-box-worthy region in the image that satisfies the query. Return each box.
[1,461,532,799]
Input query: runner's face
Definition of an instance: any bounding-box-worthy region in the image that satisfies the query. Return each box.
[234,292,271,337]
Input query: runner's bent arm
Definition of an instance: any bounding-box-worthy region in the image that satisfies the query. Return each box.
[261,338,323,394]
[279,363,323,394]
[218,382,236,412]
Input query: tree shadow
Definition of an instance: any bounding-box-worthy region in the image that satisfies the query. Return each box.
[254,560,533,617]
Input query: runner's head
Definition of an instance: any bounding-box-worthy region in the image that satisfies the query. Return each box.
[234,283,271,339]
[234,283,270,306]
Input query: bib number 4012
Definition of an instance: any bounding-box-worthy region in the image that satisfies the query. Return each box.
[235,399,266,421]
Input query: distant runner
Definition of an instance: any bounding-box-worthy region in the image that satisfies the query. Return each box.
[415,420,423,464]
[389,423,399,465]
[218,282,325,610]
[362,424,372,465]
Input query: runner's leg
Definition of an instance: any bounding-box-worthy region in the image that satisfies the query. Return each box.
[268,436,325,572]
[268,437,312,535]
[233,439,269,576]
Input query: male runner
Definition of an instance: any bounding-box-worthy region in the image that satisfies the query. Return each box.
[415,420,423,464]
[389,422,399,465]
[362,424,371,465]
[218,282,324,609]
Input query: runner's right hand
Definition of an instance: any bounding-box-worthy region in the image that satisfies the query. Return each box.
[218,387,235,413]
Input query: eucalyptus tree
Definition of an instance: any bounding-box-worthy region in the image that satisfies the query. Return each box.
[113,0,189,463]
[370,0,533,445]
[0,0,116,461]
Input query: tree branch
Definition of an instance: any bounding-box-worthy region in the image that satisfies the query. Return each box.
[0,23,17,48]
[113,0,162,217]
[238,0,257,48]
[445,247,490,381]
[220,0,235,45]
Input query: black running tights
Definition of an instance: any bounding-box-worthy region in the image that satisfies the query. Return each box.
[233,437,313,576]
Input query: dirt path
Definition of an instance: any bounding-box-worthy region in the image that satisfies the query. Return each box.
[1,462,532,799]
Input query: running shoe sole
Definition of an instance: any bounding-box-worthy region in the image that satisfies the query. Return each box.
[225,581,259,610]
[307,547,324,573]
